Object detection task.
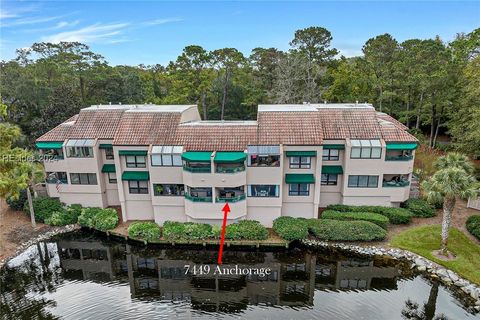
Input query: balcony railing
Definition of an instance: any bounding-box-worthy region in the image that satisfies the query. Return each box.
[216,194,246,203]
[184,193,212,202]
[183,165,211,173]
[215,166,246,174]
[385,155,413,161]
[382,180,410,187]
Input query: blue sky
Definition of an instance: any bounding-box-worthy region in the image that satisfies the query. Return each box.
[1,1,479,66]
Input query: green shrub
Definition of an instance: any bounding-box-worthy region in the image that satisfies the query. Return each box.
[163,221,212,240]
[326,204,412,224]
[321,210,389,229]
[309,219,387,241]
[184,222,212,240]
[128,222,161,241]
[235,220,268,240]
[6,189,27,211]
[403,199,436,217]
[78,207,118,231]
[273,216,309,241]
[466,215,480,240]
[23,196,64,223]
[44,208,78,226]
[94,209,119,231]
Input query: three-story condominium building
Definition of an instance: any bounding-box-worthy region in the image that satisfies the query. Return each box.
[36,103,417,227]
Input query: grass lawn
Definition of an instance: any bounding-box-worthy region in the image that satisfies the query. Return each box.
[390,225,480,285]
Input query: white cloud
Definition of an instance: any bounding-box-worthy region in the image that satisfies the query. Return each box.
[143,17,183,26]
[55,20,80,29]
[42,23,130,43]
[2,15,65,27]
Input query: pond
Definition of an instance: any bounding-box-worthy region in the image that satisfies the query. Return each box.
[1,231,478,320]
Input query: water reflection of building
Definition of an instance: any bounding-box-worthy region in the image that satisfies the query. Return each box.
[57,239,128,282]
[56,239,401,312]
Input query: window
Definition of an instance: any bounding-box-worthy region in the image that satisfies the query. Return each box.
[43,148,64,160]
[247,185,279,197]
[248,154,280,167]
[108,172,117,183]
[126,155,146,168]
[247,145,281,167]
[289,184,310,196]
[350,140,381,159]
[321,174,338,186]
[105,148,114,160]
[151,146,182,166]
[348,175,378,188]
[70,173,97,185]
[322,149,339,161]
[66,139,95,158]
[289,156,311,169]
[129,180,148,194]
[153,184,184,196]
[46,172,68,184]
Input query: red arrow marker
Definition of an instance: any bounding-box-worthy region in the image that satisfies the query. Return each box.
[217,202,230,265]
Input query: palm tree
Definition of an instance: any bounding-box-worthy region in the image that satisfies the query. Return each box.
[422,154,479,256]
[434,152,475,174]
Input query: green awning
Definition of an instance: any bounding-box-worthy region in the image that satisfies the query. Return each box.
[285,173,315,184]
[182,151,212,162]
[323,144,345,150]
[322,165,343,174]
[121,171,150,181]
[386,143,417,150]
[285,151,317,157]
[118,150,148,156]
[99,144,113,149]
[36,142,63,149]
[101,164,116,173]
[214,152,246,163]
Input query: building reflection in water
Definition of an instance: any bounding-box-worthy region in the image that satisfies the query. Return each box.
[56,237,401,313]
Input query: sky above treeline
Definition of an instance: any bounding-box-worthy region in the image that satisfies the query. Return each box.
[1,1,479,66]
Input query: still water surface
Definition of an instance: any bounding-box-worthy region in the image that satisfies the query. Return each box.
[1,231,478,320]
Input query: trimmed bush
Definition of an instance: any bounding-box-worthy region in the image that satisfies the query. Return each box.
[23,196,64,223]
[128,222,161,241]
[163,221,212,240]
[403,198,436,217]
[235,220,268,240]
[309,219,387,241]
[44,208,78,226]
[6,189,27,211]
[273,216,309,241]
[326,204,412,224]
[95,209,119,231]
[321,210,389,230]
[78,207,118,231]
[466,215,480,240]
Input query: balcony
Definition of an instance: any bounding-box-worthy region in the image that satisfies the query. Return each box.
[382,179,410,188]
[216,194,246,203]
[183,165,211,173]
[385,155,413,161]
[215,165,245,174]
[185,193,212,202]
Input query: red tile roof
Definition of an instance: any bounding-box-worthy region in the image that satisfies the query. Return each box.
[113,112,182,145]
[169,123,258,151]
[257,112,323,145]
[36,114,78,142]
[69,109,126,139]
[317,108,382,139]
[376,112,408,130]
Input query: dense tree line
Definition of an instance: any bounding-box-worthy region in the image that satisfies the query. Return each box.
[0,27,478,156]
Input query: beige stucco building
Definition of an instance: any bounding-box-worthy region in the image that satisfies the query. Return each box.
[36,103,417,227]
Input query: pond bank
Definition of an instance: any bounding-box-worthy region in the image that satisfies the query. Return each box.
[302,238,480,311]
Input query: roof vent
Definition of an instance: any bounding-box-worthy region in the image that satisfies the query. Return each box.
[119,102,122,105]
[324,100,327,104]
[109,102,111,105]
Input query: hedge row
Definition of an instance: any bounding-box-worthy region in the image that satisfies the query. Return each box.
[309,219,387,241]
[23,196,64,223]
[162,220,268,241]
[321,210,389,230]
[466,215,480,240]
[128,222,162,241]
[402,199,436,218]
[78,207,119,231]
[45,204,83,226]
[326,204,412,224]
[272,216,309,241]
